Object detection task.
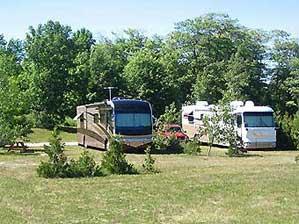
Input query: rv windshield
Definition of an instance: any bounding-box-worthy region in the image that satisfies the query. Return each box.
[115,113,152,135]
[244,112,275,127]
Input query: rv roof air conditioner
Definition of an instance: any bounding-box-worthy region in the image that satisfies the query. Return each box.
[245,101,255,107]
[196,101,208,106]
[230,101,244,109]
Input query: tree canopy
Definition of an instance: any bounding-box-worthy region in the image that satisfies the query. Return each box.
[0,14,298,148]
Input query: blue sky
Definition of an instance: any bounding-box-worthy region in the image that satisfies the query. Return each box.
[1,0,298,40]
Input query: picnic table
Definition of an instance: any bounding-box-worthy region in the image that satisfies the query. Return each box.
[7,141,28,153]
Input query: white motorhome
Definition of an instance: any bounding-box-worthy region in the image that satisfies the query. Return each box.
[182,101,277,149]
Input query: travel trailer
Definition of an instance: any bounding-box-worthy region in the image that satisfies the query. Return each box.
[74,98,153,149]
[182,101,277,149]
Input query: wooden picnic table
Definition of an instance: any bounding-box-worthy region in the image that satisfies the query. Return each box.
[7,141,28,153]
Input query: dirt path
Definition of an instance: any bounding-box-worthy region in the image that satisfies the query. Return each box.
[25,142,78,148]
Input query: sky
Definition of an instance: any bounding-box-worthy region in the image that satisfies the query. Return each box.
[0,0,298,40]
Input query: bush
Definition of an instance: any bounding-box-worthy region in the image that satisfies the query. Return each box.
[183,140,201,155]
[101,137,137,175]
[67,151,103,177]
[290,113,299,150]
[277,113,299,149]
[226,146,240,157]
[44,128,67,164]
[152,133,183,153]
[37,129,103,178]
[37,161,68,178]
[152,133,168,151]
[156,102,180,128]
[142,147,158,173]
[37,128,68,178]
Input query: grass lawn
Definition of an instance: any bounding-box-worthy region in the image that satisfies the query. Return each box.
[26,128,77,143]
[0,146,298,223]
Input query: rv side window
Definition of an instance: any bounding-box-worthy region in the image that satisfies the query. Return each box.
[100,112,106,125]
[237,115,242,128]
[94,114,99,123]
[80,115,84,128]
[188,112,194,122]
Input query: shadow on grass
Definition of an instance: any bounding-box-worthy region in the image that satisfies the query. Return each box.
[0,149,42,156]
[226,152,264,158]
[84,144,185,155]
[124,145,185,155]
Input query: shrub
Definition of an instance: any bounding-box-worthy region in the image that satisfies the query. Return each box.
[67,151,103,177]
[142,147,158,173]
[37,129,103,178]
[152,133,183,153]
[101,136,137,175]
[290,113,299,150]
[37,161,68,178]
[226,146,240,157]
[152,133,168,151]
[44,128,67,164]
[183,140,201,155]
[156,102,180,128]
[37,128,69,178]
[277,113,299,149]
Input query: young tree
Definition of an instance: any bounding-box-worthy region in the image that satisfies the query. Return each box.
[156,102,180,129]
[0,40,32,146]
[101,136,137,175]
[202,104,240,157]
[219,105,240,156]
[202,107,223,156]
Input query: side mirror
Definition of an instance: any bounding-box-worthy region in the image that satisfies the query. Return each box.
[188,116,194,122]
[244,122,248,127]
[152,116,157,124]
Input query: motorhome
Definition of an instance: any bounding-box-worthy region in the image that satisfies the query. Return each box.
[182,101,276,149]
[74,98,153,149]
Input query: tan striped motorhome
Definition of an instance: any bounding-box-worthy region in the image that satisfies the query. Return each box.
[74,98,153,150]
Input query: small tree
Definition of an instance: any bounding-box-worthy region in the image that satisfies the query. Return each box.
[44,129,66,164]
[142,146,158,173]
[290,113,299,150]
[67,151,102,177]
[151,133,183,153]
[37,128,68,178]
[0,76,32,147]
[101,136,137,175]
[156,102,180,130]
[37,129,102,178]
[202,104,240,157]
[183,140,201,155]
[202,107,223,156]
[219,104,240,157]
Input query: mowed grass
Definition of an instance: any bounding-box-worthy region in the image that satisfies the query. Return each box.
[0,147,298,224]
[26,128,77,143]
